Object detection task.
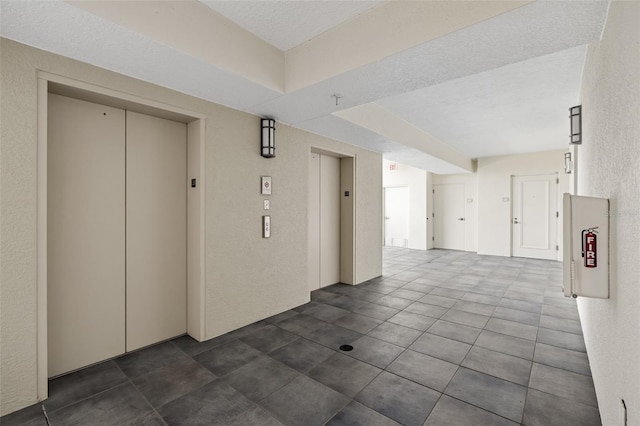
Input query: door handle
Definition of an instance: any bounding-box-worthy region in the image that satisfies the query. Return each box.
[513,218,520,224]
[457,217,465,221]
[385,216,390,220]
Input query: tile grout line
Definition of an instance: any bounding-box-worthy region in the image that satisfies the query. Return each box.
[44,376,129,418]
[112,360,169,426]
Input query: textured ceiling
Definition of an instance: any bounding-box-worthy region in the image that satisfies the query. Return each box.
[0,0,610,174]
[0,0,282,109]
[201,1,381,51]
[378,45,588,159]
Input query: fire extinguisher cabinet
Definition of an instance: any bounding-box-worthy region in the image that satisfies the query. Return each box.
[562,194,610,299]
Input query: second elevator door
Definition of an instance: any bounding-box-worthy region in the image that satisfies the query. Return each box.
[308,153,340,291]
[320,155,341,287]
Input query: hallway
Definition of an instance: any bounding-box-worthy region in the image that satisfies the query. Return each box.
[3,248,600,425]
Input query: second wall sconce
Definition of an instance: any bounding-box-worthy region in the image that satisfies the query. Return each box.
[569,105,582,145]
[261,118,276,158]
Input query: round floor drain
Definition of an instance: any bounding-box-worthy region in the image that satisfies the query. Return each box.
[339,344,354,352]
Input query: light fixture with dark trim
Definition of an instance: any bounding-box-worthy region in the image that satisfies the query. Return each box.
[569,105,582,144]
[261,118,276,158]
[564,152,573,174]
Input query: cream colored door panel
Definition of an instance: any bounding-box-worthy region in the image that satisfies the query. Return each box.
[384,186,409,247]
[320,155,340,287]
[126,111,187,351]
[308,153,321,291]
[512,174,557,260]
[434,184,465,250]
[48,94,126,377]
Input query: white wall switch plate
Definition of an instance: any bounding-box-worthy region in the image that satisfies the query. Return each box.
[263,215,271,238]
[261,176,272,195]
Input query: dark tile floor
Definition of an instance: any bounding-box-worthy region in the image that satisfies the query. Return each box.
[2,248,601,425]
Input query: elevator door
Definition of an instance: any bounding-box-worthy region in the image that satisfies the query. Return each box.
[48,94,126,377]
[320,155,341,287]
[126,111,187,351]
[48,95,187,377]
[308,153,340,291]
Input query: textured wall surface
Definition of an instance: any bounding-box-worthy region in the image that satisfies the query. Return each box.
[477,150,569,257]
[355,151,383,284]
[577,2,640,424]
[0,36,40,420]
[0,38,382,416]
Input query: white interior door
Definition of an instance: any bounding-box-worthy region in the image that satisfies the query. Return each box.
[126,111,187,351]
[433,184,465,250]
[48,94,126,377]
[384,186,409,247]
[512,174,558,260]
[320,155,341,287]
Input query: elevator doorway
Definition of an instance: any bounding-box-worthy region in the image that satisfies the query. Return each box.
[308,150,355,291]
[48,94,188,377]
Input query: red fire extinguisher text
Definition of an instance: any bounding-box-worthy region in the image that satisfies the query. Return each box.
[584,232,597,268]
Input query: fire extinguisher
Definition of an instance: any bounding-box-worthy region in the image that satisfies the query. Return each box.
[581,227,598,268]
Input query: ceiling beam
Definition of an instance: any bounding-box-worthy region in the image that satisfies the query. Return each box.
[68,0,285,92]
[335,103,474,172]
[285,1,532,93]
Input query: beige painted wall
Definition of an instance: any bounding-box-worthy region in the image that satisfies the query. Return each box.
[477,150,569,258]
[382,160,427,250]
[0,38,382,416]
[577,2,640,424]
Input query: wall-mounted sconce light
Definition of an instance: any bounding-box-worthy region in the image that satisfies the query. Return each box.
[564,152,573,174]
[261,118,276,158]
[569,105,582,144]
